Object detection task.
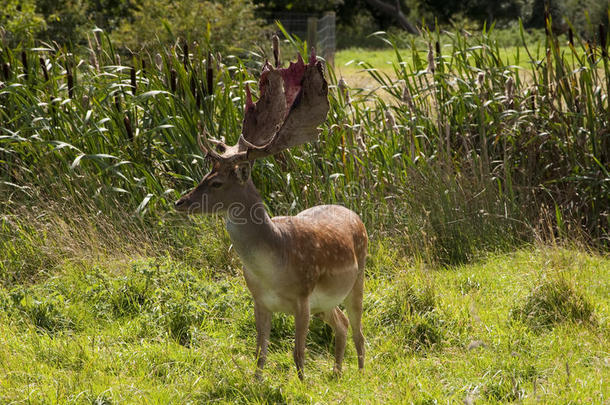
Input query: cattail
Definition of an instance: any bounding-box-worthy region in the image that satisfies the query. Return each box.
[89,50,99,72]
[66,65,74,98]
[94,29,102,51]
[216,51,222,71]
[154,53,163,71]
[114,95,121,112]
[477,72,487,101]
[435,41,441,58]
[586,40,595,64]
[477,72,485,89]
[338,77,350,105]
[87,33,99,71]
[356,128,367,152]
[427,42,435,74]
[3,62,10,80]
[81,94,89,110]
[196,79,202,108]
[530,89,536,113]
[170,68,177,93]
[141,58,147,78]
[272,34,281,68]
[505,77,514,107]
[39,57,49,82]
[124,115,133,141]
[190,70,197,100]
[206,52,213,95]
[385,109,396,130]
[568,27,574,47]
[544,3,550,37]
[600,24,608,59]
[402,85,414,111]
[21,51,28,80]
[183,40,189,70]
[130,66,136,94]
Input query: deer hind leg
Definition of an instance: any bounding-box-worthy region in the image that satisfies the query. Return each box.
[345,269,365,369]
[319,307,349,374]
[254,301,271,379]
[293,298,310,380]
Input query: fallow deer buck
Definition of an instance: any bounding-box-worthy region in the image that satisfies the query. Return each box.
[175,50,367,380]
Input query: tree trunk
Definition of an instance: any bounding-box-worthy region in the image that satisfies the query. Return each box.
[364,0,419,34]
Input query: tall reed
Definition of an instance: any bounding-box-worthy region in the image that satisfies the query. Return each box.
[1,20,607,265]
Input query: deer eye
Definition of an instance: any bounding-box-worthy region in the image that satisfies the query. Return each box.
[209,181,223,189]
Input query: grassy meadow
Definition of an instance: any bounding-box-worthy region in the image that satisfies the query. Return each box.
[1,21,609,403]
[1,232,608,403]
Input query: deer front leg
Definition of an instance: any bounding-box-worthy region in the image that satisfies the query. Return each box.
[254,301,271,379]
[293,298,310,381]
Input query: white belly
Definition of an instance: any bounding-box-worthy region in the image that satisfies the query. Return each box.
[309,288,346,314]
[257,287,347,314]
[258,289,294,313]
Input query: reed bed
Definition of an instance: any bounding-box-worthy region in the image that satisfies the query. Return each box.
[1,20,608,265]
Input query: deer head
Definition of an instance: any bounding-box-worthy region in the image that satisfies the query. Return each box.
[175,51,329,214]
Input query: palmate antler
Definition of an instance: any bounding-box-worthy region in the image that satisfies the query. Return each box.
[198,47,329,163]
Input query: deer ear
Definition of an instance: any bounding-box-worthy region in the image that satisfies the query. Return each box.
[234,162,251,184]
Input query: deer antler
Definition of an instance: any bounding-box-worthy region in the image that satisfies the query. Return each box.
[197,131,246,163]
[239,49,329,160]
[199,43,328,164]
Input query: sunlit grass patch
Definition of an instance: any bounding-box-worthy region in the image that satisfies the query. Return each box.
[0,244,608,402]
[511,276,596,331]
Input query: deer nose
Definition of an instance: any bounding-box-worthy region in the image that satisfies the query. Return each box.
[174,198,186,209]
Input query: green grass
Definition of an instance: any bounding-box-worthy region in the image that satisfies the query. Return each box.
[336,46,531,76]
[0,227,608,403]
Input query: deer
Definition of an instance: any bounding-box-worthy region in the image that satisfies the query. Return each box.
[174,50,367,380]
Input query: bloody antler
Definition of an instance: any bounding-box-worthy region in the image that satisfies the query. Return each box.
[200,43,329,164]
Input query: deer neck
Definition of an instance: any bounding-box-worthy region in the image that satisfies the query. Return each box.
[225,180,280,263]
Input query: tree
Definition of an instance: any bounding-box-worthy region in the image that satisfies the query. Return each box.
[253,0,343,16]
[363,0,418,33]
[35,0,90,45]
[0,0,45,45]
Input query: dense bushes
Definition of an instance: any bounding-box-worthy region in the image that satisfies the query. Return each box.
[0,0,266,53]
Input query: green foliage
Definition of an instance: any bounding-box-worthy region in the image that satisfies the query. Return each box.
[0,0,45,45]
[254,0,342,14]
[34,0,90,45]
[8,289,76,333]
[358,23,610,249]
[111,0,268,53]
[1,23,609,268]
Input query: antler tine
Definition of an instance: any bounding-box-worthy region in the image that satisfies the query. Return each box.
[197,130,223,160]
[238,133,270,152]
[198,129,249,163]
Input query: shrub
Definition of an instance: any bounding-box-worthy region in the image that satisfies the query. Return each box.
[112,0,268,54]
[0,0,45,45]
[373,277,453,351]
